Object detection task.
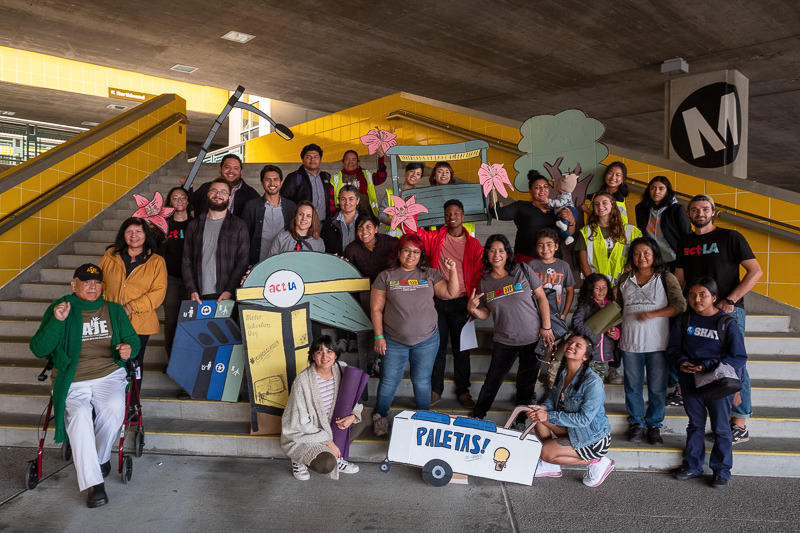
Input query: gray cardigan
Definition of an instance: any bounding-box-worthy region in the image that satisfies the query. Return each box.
[280,363,363,479]
[267,230,325,257]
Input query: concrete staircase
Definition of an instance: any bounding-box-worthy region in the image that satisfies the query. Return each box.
[1,157,799,478]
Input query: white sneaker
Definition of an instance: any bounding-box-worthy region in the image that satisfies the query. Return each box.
[534,459,562,478]
[292,462,310,481]
[337,458,360,474]
[583,457,614,487]
[555,219,568,231]
[564,236,574,245]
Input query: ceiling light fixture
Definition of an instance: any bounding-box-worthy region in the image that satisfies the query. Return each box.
[0,110,16,116]
[221,31,255,43]
[81,121,100,127]
[661,57,689,75]
[106,104,128,111]
[170,64,198,74]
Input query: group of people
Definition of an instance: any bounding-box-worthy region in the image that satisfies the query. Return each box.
[30,148,761,504]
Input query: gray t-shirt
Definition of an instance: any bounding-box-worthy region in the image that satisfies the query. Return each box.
[259,200,285,262]
[479,267,542,346]
[647,205,676,262]
[373,266,445,346]
[308,171,326,221]
[201,217,224,295]
[527,258,576,314]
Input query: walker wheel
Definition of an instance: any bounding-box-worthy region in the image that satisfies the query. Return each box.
[121,455,133,484]
[25,460,39,489]
[61,441,72,461]
[134,430,145,458]
[379,459,391,473]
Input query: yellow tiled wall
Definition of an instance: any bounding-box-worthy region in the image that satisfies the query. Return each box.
[0,96,187,287]
[0,46,228,114]
[245,92,800,309]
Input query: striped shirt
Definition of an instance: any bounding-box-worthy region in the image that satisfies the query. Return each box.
[315,372,335,418]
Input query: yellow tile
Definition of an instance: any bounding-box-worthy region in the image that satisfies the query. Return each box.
[767,253,800,284]
[768,235,800,253]
[770,198,800,221]
[735,192,770,216]
[19,217,40,243]
[40,219,59,244]
[768,283,800,308]
[705,181,738,195]
[0,242,21,270]
[20,243,41,267]
[733,227,768,252]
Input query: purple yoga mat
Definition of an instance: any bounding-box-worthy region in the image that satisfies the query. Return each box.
[331,365,370,458]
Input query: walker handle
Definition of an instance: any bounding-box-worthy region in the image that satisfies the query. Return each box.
[37,357,53,382]
[503,405,538,440]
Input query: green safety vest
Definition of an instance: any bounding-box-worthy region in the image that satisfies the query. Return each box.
[581,224,642,287]
[332,170,379,217]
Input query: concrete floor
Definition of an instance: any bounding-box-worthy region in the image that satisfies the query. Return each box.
[1,448,798,532]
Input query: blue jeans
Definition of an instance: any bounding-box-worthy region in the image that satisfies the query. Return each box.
[622,350,667,428]
[729,307,751,420]
[679,370,735,479]
[374,330,439,417]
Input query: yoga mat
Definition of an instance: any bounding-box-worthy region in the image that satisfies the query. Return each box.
[552,302,622,361]
[331,365,370,458]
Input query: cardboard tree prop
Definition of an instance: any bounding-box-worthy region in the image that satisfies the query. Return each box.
[236,252,371,433]
[383,410,542,487]
[166,300,245,402]
[384,141,490,228]
[513,109,609,204]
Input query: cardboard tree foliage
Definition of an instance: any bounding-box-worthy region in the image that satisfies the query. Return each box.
[236,252,371,432]
[514,109,609,200]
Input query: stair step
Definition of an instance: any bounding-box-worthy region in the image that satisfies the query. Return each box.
[88,230,119,242]
[73,241,111,255]
[57,254,104,269]
[0,413,796,477]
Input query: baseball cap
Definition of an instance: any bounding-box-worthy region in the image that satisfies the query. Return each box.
[688,194,716,211]
[73,263,103,282]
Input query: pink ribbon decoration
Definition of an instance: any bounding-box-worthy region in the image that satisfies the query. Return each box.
[359,129,397,155]
[478,163,514,198]
[382,195,428,233]
[131,192,174,234]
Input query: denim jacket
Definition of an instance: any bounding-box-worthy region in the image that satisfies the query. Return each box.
[541,367,611,449]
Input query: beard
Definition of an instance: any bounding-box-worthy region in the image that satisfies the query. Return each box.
[208,198,230,212]
[691,217,712,229]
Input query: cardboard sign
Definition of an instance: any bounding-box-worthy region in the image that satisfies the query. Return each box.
[240,303,312,430]
[387,410,542,486]
[166,299,245,402]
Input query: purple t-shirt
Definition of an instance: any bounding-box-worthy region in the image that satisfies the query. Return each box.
[373,266,445,346]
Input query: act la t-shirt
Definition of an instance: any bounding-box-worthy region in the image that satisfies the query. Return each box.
[373,266,445,346]
[676,228,755,308]
[479,267,542,346]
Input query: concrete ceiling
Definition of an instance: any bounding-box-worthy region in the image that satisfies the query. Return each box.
[1,0,800,190]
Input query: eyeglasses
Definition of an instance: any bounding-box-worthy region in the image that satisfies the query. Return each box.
[401,248,422,255]
[209,189,230,197]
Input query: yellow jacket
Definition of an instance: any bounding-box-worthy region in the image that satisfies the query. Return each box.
[100,249,167,335]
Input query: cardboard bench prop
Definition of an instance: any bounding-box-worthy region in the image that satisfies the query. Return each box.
[236,251,371,433]
[382,410,542,486]
[384,140,490,228]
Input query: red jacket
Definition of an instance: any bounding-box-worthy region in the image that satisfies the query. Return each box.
[412,226,484,296]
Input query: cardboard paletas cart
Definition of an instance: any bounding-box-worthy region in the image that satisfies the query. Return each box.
[381,409,542,486]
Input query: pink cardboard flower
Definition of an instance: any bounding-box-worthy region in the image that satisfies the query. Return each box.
[359,129,397,155]
[383,195,428,233]
[478,163,514,198]
[132,192,174,234]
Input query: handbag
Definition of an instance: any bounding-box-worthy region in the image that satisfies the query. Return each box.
[694,362,742,401]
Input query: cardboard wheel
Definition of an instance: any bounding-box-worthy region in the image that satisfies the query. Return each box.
[379,460,390,473]
[422,459,452,487]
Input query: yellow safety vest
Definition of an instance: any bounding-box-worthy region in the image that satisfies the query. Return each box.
[332,170,379,217]
[581,224,642,287]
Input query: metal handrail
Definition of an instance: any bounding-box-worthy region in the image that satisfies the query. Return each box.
[387,108,800,244]
[0,112,186,236]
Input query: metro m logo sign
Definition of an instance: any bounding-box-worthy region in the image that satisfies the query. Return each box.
[670,82,742,168]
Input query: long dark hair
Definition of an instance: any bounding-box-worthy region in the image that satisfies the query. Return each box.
[625,236,667,275]
[307,334,341,365]
[481,234,517,274]
[640,175,675,209]
[165,186,193,218]
[554,334,594,389]
[108,217,158,257]
[577,273,611,309]
[601,161,629,199]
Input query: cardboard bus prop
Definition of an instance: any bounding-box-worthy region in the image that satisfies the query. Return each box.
[384,141,490,228]
[166,299,245,402]
[383,410,542,486]
[236,252,372,432]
